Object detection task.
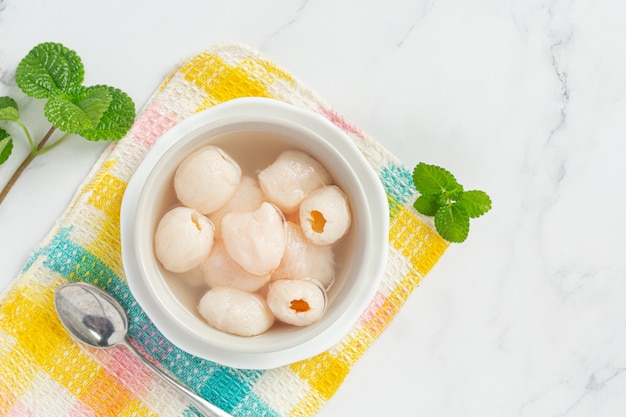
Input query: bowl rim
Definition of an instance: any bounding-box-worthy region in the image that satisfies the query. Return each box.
[121,97,389,369]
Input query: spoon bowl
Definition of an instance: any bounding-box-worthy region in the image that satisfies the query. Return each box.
[54,282,232,417]
[54,282,127,348]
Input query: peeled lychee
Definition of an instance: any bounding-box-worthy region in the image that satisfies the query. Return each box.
[174,145,241,214]
[198,287,275,336]
[299,185,351,246]
[202,240,270,292]
[272,222,335,288]
[258,150,332,214]
[221,202,286,276]
[267,279,327,327]
[154,206,215,273]
[209,176,264,238]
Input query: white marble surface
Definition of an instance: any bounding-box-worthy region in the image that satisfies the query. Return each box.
[1,0,626,415]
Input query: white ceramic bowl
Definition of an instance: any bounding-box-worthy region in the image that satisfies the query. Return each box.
[121,97,388,369]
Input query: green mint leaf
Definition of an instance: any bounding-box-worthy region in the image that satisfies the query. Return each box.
[458,190,492,218]
[413,162,461,195]
[0,128,13,164]
[69,85,113,127]
[448,188,464,201]
[44,85,113,134]
[434,202,470,243]
[0,96,20,121]
[77,86,135,141]
[15,42,84,99]
[437,187,465,207]
[414,194,441,216]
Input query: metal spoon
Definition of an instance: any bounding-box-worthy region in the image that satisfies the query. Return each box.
[54,282,232,417]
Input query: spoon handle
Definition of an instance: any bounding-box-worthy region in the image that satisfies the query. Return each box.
[123,338,232,417]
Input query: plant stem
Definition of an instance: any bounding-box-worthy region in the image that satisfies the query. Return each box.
[35,131,70,155]
[0,126,56,205]
[15,119,36,152]
[35,126,56,151]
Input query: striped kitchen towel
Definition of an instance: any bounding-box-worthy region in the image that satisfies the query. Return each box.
[0,42,448,416]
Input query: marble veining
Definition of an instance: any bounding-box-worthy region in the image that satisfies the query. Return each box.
[261,0,311,49]
[395,0,438,48]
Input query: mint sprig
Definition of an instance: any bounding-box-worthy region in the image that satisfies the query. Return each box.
[0,42,136,204]
[413,163,491,243]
